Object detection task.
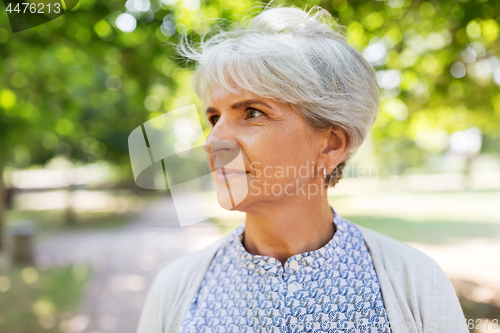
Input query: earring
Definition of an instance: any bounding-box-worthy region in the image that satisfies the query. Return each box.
[322,166,327,180]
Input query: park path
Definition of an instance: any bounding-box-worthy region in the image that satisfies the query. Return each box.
[34,197,227,333]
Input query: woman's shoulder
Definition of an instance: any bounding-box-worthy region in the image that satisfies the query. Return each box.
[351,221,440,272]
[348,220,468,332]
[156,233,231,283]
[151,225,243,293]
[345,219,444,288]
[350,220,445,283]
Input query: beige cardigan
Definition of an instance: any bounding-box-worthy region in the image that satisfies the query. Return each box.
[137,222,469,333]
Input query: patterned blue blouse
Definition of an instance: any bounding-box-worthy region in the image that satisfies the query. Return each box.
[180,207,392,333]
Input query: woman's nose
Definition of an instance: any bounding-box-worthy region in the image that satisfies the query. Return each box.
[203,117,237,152]
[203,119,240,168]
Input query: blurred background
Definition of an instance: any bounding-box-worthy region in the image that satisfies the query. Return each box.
[1,0,499,332]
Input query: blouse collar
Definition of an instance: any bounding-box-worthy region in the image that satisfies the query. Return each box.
[226,206,350,276]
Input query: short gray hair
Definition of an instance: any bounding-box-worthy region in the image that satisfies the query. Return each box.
[176,4,380,187]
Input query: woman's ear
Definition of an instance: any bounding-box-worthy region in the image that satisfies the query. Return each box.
[319,125,349,174]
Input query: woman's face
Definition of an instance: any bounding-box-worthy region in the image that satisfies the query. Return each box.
[205,86,335,212]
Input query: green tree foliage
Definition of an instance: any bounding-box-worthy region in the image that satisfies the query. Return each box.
[0,0,500,247]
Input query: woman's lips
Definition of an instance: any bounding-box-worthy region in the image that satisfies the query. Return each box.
[215,168,248,182]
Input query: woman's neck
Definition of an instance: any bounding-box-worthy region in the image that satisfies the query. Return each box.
[240,194,336,266]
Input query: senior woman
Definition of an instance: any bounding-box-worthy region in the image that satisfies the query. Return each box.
[137,5,468,333]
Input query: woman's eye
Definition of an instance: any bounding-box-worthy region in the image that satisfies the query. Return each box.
[248,108,265,119]
[210,115,220,125]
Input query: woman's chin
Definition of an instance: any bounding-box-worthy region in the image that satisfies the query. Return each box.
[214,177,250,210]
[215,186,249,210]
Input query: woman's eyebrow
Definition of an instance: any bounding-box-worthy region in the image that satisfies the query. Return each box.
[205,99,274,116]
[230,99,274,110]
[206,107,217,115]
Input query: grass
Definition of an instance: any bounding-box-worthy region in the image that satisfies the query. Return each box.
[341,215,500,245]
[4,191,164,235]
[0,264,90,333]
[5,209,137,241]
[328,189,500,245]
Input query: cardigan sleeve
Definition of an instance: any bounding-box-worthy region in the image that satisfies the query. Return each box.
[427,266,469,333]
[354,223,470,333]
[136,266,168,333]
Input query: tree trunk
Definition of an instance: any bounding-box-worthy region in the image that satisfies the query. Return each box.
[463,156,472,190]
[0,159,5,251]
[65,167,77,225]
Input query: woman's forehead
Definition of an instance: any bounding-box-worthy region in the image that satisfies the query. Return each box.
[208,87,288,110]
[209,86,253,100]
